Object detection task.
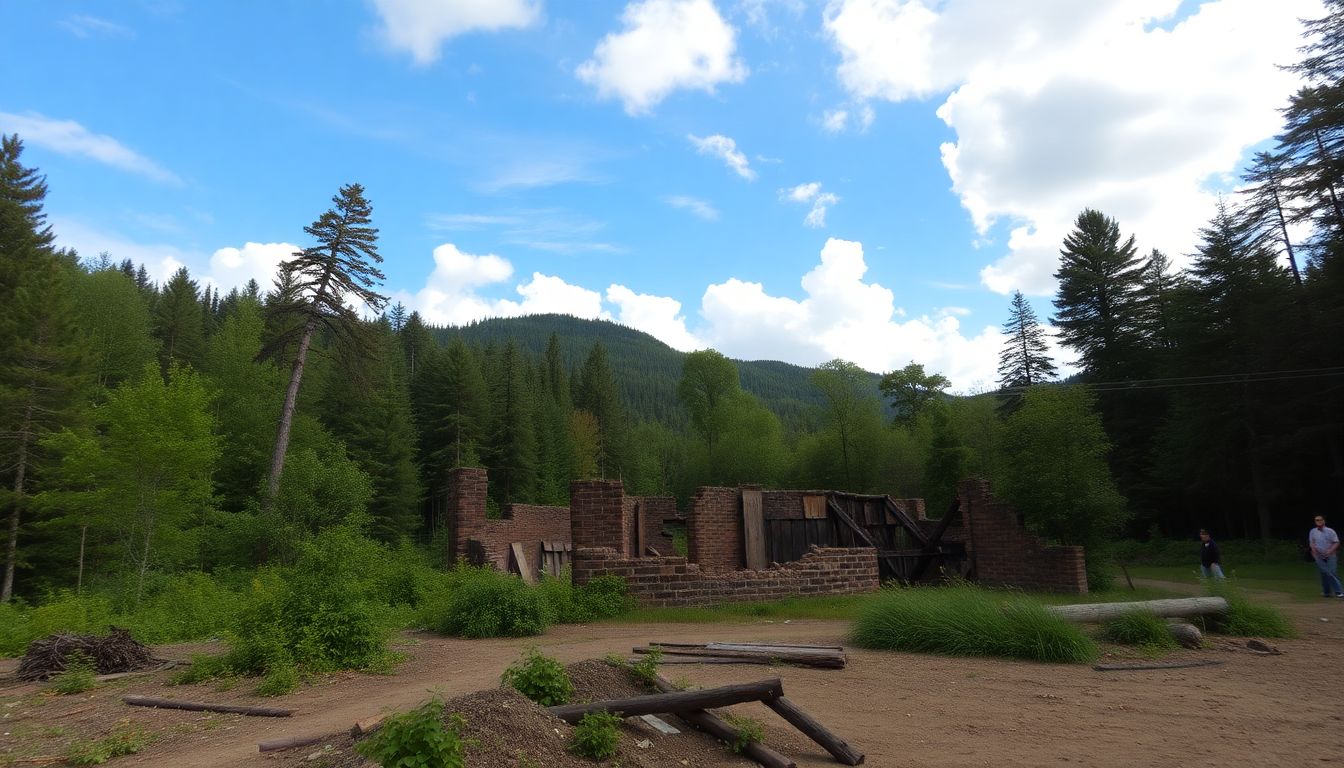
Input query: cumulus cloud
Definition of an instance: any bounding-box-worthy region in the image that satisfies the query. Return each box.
[821,105,874,133]
[205,242,298,293]
[781,182,840,227]
[664,195,720,220]
[404,243,607,325]
[578,0,748,115]
[607,285,703,350]
[823,0,1318,294]
[0,112,180,185]
[688,133,756,180]
[368,0,540,64]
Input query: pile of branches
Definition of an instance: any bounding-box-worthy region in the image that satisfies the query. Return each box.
[16,627,157,681]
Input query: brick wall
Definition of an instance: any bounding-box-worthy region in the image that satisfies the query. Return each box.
[687,486,742,571]
[574,545,880,607]
[571,479,630,556]
[445,467,489,564]
[957,478,1087,594]
[639,496,678,555]
[443,467,570,571]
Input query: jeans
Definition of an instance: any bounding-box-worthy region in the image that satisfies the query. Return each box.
[1201,563,1225,579]
[1316,554,1343,596]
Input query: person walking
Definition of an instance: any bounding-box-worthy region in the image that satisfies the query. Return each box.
[1308,515,1343,598]
[1198,529,1225,579]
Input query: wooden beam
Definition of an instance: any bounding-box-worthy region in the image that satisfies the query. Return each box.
[510,541,537,585]
[742,488,768,570]
[1047,597,1228,623]
[652,676,796,768]
[910,498,960,581]
[546,678,783,723]
[123,695,293,717]
[881,496,931,547]
[762,696,865,765]
[827,498,880,550]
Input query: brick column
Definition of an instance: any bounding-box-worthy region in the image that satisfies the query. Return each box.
[446,467,488,564]
[687,487,742,572]
[570,480,629,556]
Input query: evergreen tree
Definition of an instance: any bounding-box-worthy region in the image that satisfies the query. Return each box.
[996,291,1056,414]
[574,342,627,478]
[264,184,387,501]
[533,334,573,504]
[74,268,158,391]
[399,311,435,377]
[153,267,206,371]
[483,341,536,505]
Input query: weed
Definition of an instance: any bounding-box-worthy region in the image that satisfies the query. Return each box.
[1100,611,1178,649]
[51,650,97,695]
[722,713,764,754]
[356,697,466,768]
[627,649,661,687]
[568,711,621,761]
[65,723,154,765]
[501,648,573,706]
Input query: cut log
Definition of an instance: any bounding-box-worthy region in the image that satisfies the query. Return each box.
[1047,597,1228,623]
[762,696,864,765]
[547,678,783,723]
[1166,621,1203,649]
[652,676,795,768]
[123,695,293,717]
[258,733,330,753]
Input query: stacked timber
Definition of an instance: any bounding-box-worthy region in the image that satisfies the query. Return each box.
[633,642,846,669]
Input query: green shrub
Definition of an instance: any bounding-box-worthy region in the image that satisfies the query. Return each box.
[501,648,573,706]
[849,585,1098,664]
[169,653,235,685]
[0,593,115,657]
[1100,611,1177,649]
[255,663,299,697]
[51,650,98,695]
[66,724,153,765]
[568,711,621,761]
[356,698,466,768]
[1204,582,1296,638]
[722,713,763,754]
[422,567,551,638]
[569,576,634,622]
[117,571,242,645]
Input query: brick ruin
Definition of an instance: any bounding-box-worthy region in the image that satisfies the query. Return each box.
[440,468,1088,605]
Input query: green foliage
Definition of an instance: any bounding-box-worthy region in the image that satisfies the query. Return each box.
[626,648,662,687]
[849,585,1098,664]
[879,362,950,426]
[1204,582,1296,638]
[722,713,764,754]
[1100,611,1177,649]
[51,650,97,694]
[356,698,466,768]
[568,711,621,761]
[65,723,153,765]
[420,566,551,638]
[0,593,113,656]
[255,662,299,697]
[501,648,573,706]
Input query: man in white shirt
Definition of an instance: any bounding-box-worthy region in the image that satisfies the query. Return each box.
[1308,515,1343,598]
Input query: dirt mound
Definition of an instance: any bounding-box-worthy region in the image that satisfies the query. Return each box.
[16,627,157,681]
[567,657,647,700]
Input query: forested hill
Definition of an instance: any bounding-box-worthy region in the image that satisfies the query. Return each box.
[433,314,861,428]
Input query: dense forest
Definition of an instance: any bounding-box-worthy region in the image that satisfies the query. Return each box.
[2,4,1343,606]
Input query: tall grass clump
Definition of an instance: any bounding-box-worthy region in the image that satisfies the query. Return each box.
[418,566,551,638]
[1204,581,1296,638]
[1100,611,1177,649]
[537,571,633,624]
[849,585,1097,664]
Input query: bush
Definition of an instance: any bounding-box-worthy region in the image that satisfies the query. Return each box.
[356,697,466,768]
[569,711,621,761]
[0,593,115,657]
[501,648,573,706]
[722,713,764,754]
[1204,582,1296,638]
[538,572,633,624]
[51,650,97,695]
[421,567,551,638]
[849,585,1098,664]
[1100,611,1177,649]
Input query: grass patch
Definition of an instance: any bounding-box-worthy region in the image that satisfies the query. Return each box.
[1128,563,1322,601]
[50,650,98,695]
[1204,582,1296,638]
[1099,611,1178,650]
[66,723,154,765]
[849,585,1098,664]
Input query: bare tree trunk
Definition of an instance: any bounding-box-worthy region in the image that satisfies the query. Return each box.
[1270,186,1303,288]
[266,320,316,502]
[2,402,35,603]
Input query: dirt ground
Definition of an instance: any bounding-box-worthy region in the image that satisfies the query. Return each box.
[3,583,1343,768]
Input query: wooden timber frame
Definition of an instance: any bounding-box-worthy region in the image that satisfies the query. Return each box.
[758,491,967,583]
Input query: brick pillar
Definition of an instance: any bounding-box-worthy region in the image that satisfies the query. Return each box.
[570,479,629,556]
[447,467,488,564]
[687,487,743,572]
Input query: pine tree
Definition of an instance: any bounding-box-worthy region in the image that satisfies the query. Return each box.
[76,268,158,391]
[483,341,536,505]
[996,291,1056,414]
[573,342,627,479]
[264,184,387,501]
[153,267,205,371]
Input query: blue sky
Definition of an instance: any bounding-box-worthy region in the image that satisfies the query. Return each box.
[0,0,1319,390]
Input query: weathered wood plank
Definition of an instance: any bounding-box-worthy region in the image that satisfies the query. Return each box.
[743,489,768,570]
[510,542,537,585]
[652,676,796,768]
[762,696,865,765]
[1047,597,1228,623]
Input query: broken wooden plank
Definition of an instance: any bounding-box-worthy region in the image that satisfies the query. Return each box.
[910,498,960,581]
[639,714,680,734]
[652,676,796,768]
[510,541,537,585]
[123,695,293,717]
[743,488,768,570]
[634,647,845,669]
[762,696,864,765]
[351,714,385,737]
[547,678,784,723]
[802,495,828,519]
[827,498,880,550]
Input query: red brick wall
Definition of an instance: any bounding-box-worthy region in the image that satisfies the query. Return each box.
[639,496,678,556]
[957,478,1087,594]
[443,467,570,570]
[571,479,630,556]
[687,487,742,571]
[574,545,879,607]
[445,467,488,564]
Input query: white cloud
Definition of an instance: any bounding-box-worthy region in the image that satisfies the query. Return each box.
[781,182,840,227]
[821,105,875,134]
[0,112,180,185]
[60,14,132,39]
[368,0,540,65]
[206,242,298,293]
[823,0,1319,295]
[578,0,748,115]
[688,133,756,180]
[822,109,850,133]
[665,195,720,220]
[607,285,703,350]
[697,238,1004,390]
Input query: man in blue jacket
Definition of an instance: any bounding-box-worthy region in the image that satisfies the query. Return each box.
[1198,529,1224,580]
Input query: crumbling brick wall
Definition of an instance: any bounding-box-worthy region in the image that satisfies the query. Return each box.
[574,545,879,607]
[443,467,568,571]
[957,478,1087,593]
[571,479,630,555]
[687,486,742,571]
[638,496,678,556]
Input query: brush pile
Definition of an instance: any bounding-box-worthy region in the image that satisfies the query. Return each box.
[16,627,157,681]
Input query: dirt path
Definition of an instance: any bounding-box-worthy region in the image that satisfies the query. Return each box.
[5,597,1344,767]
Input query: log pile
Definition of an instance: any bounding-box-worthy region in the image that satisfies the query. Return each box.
[634,641,847,669]
[17,628,157,681]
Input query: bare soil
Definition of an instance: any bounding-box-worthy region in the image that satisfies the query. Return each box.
[2,586,1342,767]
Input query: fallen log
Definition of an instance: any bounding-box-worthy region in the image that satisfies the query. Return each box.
[258,733,330,753]
[1047,597,1228,623]
[547,678,783,723]
[1093,660,1223,672]
[762,696,864,765]
[636,646,845,669]
[1167,622,1203,649]
[652,676,795,768]
[123,695,293,717]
